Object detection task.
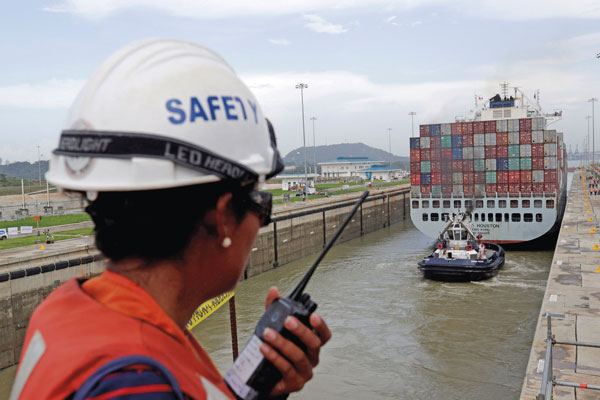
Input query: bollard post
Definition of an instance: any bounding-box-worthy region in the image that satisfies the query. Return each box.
[272,222,279,268]
[229,295,239,361]
[322,211,326,248]
[387,194,391,227]
[360,203,364,235]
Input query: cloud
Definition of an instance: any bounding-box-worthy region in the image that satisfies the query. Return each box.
[410,20,422,27]
[43,0,600,20]
[386,15,399,25]
[0,79,85,109]
[267,38,292,46]
[303,14,348,34]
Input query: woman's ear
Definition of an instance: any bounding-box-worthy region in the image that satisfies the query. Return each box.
[214,192,234,243]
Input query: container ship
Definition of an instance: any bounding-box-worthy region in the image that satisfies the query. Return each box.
[409,87,567,245]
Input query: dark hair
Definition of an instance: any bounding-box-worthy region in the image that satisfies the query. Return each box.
[85,181,250,262]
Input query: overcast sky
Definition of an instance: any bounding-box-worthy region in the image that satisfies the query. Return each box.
[1,1,599,162]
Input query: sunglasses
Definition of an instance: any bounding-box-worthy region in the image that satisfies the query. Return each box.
[241,190,272,227]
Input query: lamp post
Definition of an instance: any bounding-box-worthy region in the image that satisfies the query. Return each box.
[37,145,41,185]
[388,128,392,167]
[590,98,598,165]
[408,111,416,138]
[586,115,592,165]
[310,117,317,175]
[296,83,309,199]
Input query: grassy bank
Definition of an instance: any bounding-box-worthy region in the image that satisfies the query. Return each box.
[0,227,94,251]
[0,214,91,230]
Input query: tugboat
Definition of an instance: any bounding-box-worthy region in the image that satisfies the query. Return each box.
[418,213,505,281]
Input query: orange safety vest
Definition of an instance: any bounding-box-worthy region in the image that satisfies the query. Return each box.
[12,274,235,400]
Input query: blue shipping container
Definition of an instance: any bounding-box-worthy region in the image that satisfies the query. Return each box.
[430,124,442,136]
[451,135,463,147]
[452,148,463,160]
[496,158,509,171]
[421,173,432,185]
[410,137,420,150]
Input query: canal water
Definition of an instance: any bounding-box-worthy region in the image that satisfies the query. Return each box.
[0,219,552,399]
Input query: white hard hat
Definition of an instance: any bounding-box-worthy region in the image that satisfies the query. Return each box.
[46,38,283,192]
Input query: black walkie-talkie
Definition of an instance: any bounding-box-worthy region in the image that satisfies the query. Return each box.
[225,191,369,400]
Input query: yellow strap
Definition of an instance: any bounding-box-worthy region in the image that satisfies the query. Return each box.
[186,291,234,330]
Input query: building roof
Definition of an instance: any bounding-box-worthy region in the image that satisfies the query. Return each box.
[277,173,320,178]
[357,165,402,172]
[318,156,385,165]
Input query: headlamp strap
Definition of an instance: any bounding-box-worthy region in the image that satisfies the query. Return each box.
[53,130,258,182]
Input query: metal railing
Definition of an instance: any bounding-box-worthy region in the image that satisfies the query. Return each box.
[537,314,600,399]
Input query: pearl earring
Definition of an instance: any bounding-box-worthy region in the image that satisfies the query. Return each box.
[222,237,232,248]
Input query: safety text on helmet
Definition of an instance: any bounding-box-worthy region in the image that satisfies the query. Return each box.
[166,96,258,124]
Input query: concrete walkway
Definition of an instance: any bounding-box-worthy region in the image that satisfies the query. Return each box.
[520,167,600,399]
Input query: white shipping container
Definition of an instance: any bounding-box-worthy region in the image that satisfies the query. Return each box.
[453,172,463,184]
[557,132,563,143]
[474,184,486,195]
[544,144,557,157]
[411,186,421,195]
[532,130,544,143]
[532,117,545,130]
[452,185,464,194]
[544,156,557,169]
[485,159,497,171]
[473,134,485,146]
[441,123,452,135]
[474,146,486,159]
[544,130,557,143]
[508,119,519,132]
[496,119,508,132]
[462,147,474,159]
[485,133,497,146]
[508,132,520,144]
[520,144,532,157]
[420,137,431,149]
[532,170,545,183]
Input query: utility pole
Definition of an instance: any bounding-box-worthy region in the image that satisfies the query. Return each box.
[590,98,598,165]
[295,83,309,199]
[37,145,41,185]
[388,128,392,167]
[310,117,317,175]
[408,112,416,138]
[586,115,592,165]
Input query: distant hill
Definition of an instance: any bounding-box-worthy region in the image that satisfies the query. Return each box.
[283,143,408,173]
[0,161,49,182]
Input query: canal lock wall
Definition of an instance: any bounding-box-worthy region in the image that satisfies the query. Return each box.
[0,189,409,371]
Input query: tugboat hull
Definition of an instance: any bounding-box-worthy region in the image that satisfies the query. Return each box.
[418,243,505,282]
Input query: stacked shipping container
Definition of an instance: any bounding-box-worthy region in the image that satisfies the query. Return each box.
[410,117,561,197]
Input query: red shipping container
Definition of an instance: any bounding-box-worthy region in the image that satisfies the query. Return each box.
[410,149,421,162]
[451,123,460,134]
[463,172,474,185]
[519,118,532,130]
[411,162,421,173]
[431,172,442,185]
[544,170,557,182]
[486,184,497,194]
[532,183,544,193]
[532,143,544,157]
[520,183,532,193]
[485,146,497,158]
[544,183,556,193]
[474,172,485,184]
[431,161,441,173]
[419,125,430,136]
[465,122,474,135]
[420,149,431,160]
[411,173,421,185]
[497,183,509,194]
[431,136,441,148]
[496,145,508,158]
[452,160,463,171]
[496,132,508,145]
[463,134,474,147]
[497,171,508,183]
[520,170,532,183]
[484,120,496,133]
[462,160,474,171]
[508,171,520,183]
[441,148,452,161]
[441,173,452,185]
[421,185,431,194]
[431,149,441,161]
[463,185,474,195]
[532,157,544,170]
[509,183,520,193]
[441,185,452,195]
[519,131,532,144]
[474,121,485,134]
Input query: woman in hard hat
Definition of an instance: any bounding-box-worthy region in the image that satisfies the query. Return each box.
[11,39,330,400]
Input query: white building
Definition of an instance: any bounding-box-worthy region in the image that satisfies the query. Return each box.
[355,165,404,181]
[278,173,319,191]
[318,157,385,178]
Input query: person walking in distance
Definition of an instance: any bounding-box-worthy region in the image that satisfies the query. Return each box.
[10,39,330,400]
